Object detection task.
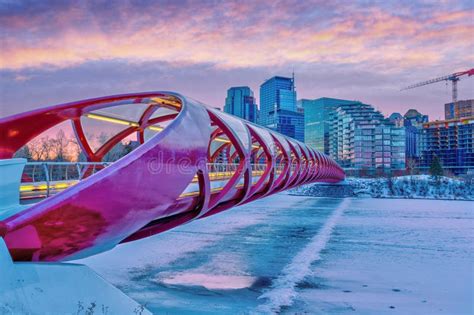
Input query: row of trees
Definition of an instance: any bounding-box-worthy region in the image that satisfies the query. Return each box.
[14,129,137,162]
[15,130,81,162]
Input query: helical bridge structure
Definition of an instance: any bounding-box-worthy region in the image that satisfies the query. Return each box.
[0,91,344,262]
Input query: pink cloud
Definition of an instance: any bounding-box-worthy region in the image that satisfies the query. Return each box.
[0,1,472,72]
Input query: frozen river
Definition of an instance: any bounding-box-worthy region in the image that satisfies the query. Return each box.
[80,195,473,314]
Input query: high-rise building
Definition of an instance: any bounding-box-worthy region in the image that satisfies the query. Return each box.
[268,108,304,142]
[259,76,303,141]
[330,102,405,172]
[296,101,304,114]
[403,109,428,163]
[389,109,429,167]
[299,98,360,154]
[259,76,296,124]
[444,99,473,120]
[224,86,258,123]
[420,117,474,175]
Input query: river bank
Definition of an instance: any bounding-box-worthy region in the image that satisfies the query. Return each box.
[291,175,474,201]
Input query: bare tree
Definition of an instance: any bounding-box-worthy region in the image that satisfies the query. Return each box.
[49,129,69,161]
[406,158,418,175]
[386,170,394,195]
[27,137,52,161]
[19,130,81,162]
[68,137,82,162]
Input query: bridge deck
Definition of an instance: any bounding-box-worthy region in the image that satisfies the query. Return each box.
[19,169,270,200]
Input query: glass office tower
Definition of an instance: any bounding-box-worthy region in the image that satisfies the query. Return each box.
[267,109,304,142]
[260,76,296,126]
[259,76,303,141]
[224,86,258,123]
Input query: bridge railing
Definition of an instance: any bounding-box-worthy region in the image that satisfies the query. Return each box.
[205,163,269,181]
[21,162,111,198]
[20,161,285,199]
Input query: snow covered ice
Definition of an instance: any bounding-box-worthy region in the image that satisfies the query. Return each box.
[79,194,473,314]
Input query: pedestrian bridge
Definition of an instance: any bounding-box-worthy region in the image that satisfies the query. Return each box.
[0,92,344,262]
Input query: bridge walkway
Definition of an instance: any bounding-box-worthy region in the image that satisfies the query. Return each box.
[19,162,285,201]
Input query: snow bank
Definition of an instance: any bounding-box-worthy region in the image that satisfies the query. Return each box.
[294,176,474,201]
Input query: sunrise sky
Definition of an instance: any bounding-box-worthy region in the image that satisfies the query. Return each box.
[1,0,473,120]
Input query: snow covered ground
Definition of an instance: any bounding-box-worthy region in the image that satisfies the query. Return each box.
[78,195,473,314]
[294,175,474,200]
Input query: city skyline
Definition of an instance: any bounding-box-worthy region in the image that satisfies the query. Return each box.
[1,0,473,120]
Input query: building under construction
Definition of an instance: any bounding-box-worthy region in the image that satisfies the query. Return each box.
[445,99,474,120]
[420,116,474,175]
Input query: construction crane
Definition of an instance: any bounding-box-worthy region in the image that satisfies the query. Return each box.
[401,68,474,103]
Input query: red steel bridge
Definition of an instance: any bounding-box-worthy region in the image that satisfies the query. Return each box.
[0,92,344,262]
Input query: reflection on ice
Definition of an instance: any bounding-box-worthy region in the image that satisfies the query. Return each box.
[157,272,256,290]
